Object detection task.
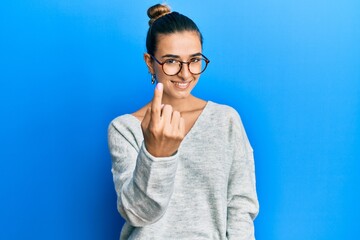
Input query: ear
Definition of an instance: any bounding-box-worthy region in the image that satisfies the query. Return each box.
[144,53,155,74]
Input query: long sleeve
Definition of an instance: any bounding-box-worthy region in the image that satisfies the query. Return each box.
[226,111,259,240]
[108,117,179,227]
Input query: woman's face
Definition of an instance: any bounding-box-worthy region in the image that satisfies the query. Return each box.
[145,31,203,102]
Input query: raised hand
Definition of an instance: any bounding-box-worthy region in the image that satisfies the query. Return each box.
[141,83,186,157]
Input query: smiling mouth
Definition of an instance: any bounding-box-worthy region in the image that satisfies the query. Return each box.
[170,80,192,89]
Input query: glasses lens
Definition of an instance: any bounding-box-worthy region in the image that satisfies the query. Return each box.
[189,59,207,74]
[163,60,181,75]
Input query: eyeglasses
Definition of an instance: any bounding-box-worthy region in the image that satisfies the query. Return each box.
[150,54,210,76]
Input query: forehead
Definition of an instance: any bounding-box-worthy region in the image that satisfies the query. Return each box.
[156,31,202,57]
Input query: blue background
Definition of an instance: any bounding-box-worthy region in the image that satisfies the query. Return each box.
[1,0,359,239]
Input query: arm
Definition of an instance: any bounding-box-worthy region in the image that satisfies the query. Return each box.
[108,83,185,227]
[227,112,259,240]
[108,121,178,227]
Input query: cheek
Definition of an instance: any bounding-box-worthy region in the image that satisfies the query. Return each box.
[193,75,201,82]
[154,67,162,76]
[154,65,164,76]
[154,70,169,83]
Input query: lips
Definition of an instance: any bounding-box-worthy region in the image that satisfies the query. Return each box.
[171,80,192,89]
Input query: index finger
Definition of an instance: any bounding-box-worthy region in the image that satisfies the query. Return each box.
[151,82,163,121]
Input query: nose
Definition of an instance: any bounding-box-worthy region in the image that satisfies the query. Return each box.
[177,62,193,80]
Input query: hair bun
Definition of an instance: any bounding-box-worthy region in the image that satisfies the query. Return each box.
[147,4,171,26]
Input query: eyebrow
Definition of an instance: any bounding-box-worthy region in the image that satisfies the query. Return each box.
[161,52,203,58]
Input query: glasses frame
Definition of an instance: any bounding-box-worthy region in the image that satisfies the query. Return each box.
[150,54,210,76]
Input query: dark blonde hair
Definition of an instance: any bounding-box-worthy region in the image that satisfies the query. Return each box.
[146,4,203,55]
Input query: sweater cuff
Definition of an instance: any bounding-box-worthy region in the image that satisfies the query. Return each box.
[141,142,179,162]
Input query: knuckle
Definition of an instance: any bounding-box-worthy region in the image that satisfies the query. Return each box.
[147,125,154,133]
[163,104,173,112]
[173,111,180,118]
[177,133,185,140]
[151,107,160,115]
[163,128,172,138]
[148,124,160,134]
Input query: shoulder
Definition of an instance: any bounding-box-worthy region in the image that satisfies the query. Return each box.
[206,101,252,151]
[108,114,143,150]
[109,114,138,131]
[108,114,142,140]
[206,101,243,124]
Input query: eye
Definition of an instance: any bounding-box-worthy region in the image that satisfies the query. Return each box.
[164,59,179,64]
[190,57,202,63]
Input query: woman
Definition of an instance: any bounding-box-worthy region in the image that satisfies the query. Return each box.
[108,3,259,239]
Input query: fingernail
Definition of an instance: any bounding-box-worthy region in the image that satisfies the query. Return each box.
[156,83,163,90]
